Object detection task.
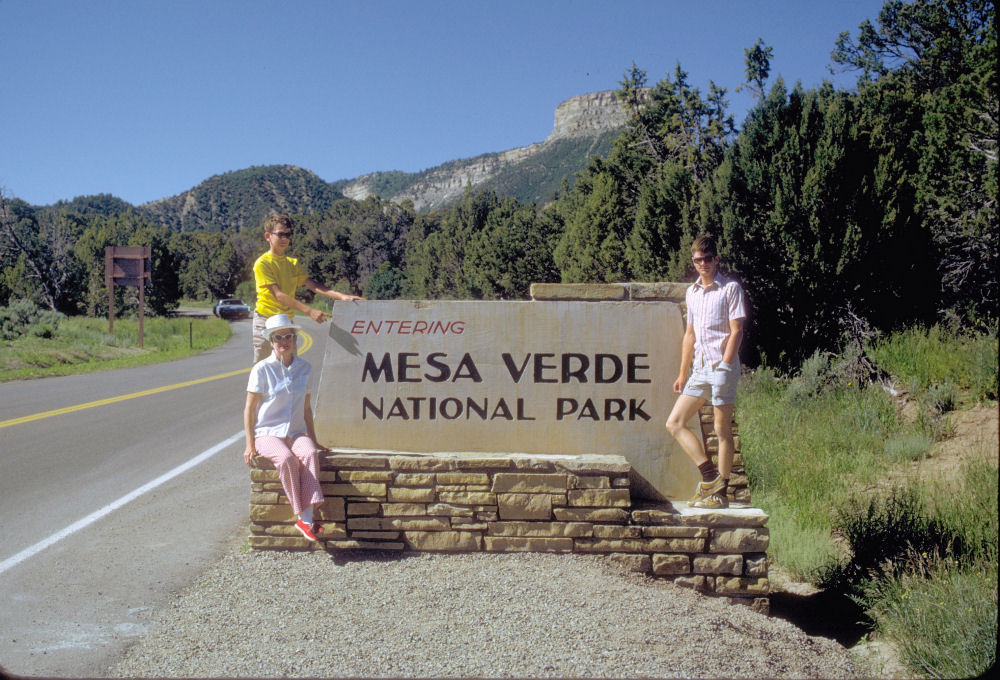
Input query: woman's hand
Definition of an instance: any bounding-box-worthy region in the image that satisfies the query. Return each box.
[243,445,257,467]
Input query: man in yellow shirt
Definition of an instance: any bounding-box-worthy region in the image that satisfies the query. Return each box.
[252,214,363,363]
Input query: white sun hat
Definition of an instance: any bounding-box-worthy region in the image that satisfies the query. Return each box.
[260,313,303,340]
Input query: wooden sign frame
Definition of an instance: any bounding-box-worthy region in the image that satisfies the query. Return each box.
[105,246,151,347]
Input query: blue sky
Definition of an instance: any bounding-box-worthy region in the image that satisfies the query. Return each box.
[2,0,886,207]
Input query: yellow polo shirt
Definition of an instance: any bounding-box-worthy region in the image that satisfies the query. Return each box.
[253,251,306,317]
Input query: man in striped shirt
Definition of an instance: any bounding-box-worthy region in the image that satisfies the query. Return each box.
[665,235,747,509]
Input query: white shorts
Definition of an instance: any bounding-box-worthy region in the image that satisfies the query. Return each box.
[682,363,740,406]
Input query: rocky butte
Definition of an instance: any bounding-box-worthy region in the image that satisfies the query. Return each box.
[340,90,633,211]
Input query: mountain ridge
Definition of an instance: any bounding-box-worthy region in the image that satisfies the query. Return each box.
[337,90,629,211]
[34,90,631,230]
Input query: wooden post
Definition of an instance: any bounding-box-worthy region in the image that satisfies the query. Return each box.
[105,246,151,346]
[105,248,115,335]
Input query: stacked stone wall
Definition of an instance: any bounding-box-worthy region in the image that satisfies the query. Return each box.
[249,451,768,612]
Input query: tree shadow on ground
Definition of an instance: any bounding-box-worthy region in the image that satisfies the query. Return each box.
[769,588,872,647]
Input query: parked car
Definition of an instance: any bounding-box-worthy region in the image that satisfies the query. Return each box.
[213,298,251,320]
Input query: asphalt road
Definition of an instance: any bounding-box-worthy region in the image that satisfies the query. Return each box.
[0,314,329,678]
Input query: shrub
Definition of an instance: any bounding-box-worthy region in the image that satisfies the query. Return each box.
[785,350,833,403]
[861,557,997,679]
[0,299,64,340]
[868,325,998,403]
[883,433,931,463]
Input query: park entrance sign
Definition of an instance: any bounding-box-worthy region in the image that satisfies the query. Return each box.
[313,296,700,500]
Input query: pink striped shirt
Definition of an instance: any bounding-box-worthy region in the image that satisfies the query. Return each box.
[685,273,747,369]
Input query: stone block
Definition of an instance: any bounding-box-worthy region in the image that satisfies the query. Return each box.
[250,469,279,483]
[338,470,395,482]
[347,502,380,516]
[693,554,743,576]
[404,531,482,552]
[456,457,514,470]
[511,458,556,472]
[640,526,708,539]
[652,554,691,575]
[315,523,348,539]
[426,503,475,517]
[326,540,404,551]
[709,528,770,553]
[322,453,390,469]
[394,473,436,487]
[553,508,629,523]
[438,491,497,505]
[714,576,770,596]
[570,476,610,489]
[567,489,630,508]
[316,497,346,521]
[351,530,401,540]
[250,504,294,523]
[673,575,710,592]
[250,491,279,505]
[484,536,574,552]
[554,456,632,475]
[248,535,316,550]
[607,553,652,573]
[449,519,488,531]
[389,457,455,472]
[437,472,491,486]
[628,282,688,302]
[592,525,643,539]
[381,503,428,517]
[574,538,646,553]
[529,282,627,301]
[488,521,593,538]
[491,473,568,493]
[347,517,450,532]
[389,487,436,503]
[646,537,706,553]
[321,482,387,497]
[632,507,769,528]
[497,493,552,520]
[438,484,492,493]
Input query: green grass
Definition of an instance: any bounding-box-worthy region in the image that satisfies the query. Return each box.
[856,457,998,679]
[0,315,232,381]
[862,558,997,679]
[868,325,998,403]
[737,371,900,577]
[739,327,998,678]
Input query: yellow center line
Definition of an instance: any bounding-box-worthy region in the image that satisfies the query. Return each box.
[0,329,315,430]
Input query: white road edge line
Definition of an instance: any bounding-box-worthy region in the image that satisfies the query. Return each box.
[0,431,244,577]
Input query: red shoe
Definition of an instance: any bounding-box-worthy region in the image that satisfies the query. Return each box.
[295,519,318,541]
[312,522,324,536]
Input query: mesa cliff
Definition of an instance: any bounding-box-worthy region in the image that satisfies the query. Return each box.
[339,90,631,211]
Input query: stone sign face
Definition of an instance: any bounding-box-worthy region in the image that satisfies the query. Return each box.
[313,300,700,500]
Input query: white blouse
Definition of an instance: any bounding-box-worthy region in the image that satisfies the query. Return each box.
[247,354,315,438]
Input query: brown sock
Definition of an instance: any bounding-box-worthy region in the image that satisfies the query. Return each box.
[698,461,718,482]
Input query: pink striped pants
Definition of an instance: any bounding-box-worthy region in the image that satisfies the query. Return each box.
[255,434,323,515]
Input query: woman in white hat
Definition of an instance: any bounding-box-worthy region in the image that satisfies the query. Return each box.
[243,313,325,541]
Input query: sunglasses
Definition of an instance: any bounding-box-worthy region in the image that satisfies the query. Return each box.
[270,332,296,342]
[692,255,717,264]
[269,231,292,239]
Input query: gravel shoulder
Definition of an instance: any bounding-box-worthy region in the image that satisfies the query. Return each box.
[108,547,859,679]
